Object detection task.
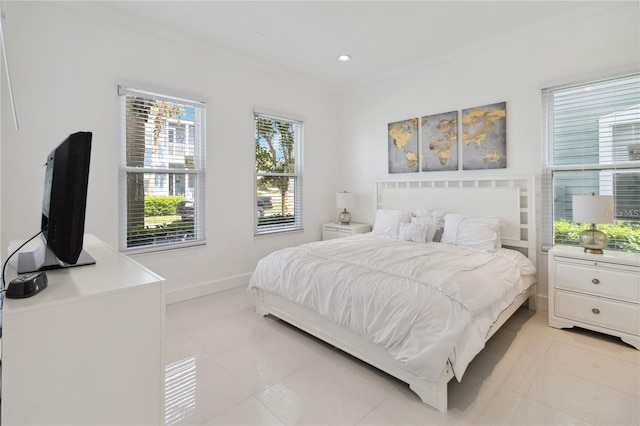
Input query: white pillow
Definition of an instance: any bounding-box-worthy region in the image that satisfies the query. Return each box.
[457,217,502,252]
[410,216,439,242]
[400,210,413,224]
[399,222,429,243]
[414,209,446,221]
[414,210,446,242]
[441,214,502,252]
[441,213,464,244]
[372,209,402,239]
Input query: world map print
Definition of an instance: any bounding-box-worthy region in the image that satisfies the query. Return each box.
[388,118,419,173]
[462,102,506,170]
[421,111,458,171]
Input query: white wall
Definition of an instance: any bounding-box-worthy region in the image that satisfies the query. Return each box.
[0,2,341,302]
[3,2,638,306]
[336,2,640,305]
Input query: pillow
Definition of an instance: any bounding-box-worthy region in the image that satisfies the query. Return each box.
[456,217,502,252]
[432,222,445,243]
[414,209,446,221]
[441,213,464,244]
[414,210,446,242]
[410,216,439,242]
[441,214,502,252]
[372,209,402,238]
[399,222,429,243]
[400,210,413,224]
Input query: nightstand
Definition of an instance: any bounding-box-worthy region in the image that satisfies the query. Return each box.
[322,223,371,240]
[548,245,640,350]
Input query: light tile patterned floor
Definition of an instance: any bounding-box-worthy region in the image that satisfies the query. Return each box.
[165,287,640,425]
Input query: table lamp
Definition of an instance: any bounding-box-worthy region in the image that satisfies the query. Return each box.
[572,193,614,254]
[336,191,354,225]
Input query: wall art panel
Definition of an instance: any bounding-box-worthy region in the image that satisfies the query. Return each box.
[388,118,419,173]
[461,102,506,170]
[421,111,458,171]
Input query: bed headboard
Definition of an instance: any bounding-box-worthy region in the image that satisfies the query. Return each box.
[376,175,536,264]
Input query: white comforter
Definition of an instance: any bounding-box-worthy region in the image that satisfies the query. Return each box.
[249,233,536,382]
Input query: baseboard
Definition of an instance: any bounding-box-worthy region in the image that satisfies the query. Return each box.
[537,294,549,311]
[165,273,251,304]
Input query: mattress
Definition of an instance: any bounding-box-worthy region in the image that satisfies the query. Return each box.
[249,233,536,382]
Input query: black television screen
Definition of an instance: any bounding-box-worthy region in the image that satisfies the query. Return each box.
[17,131,95,273]
[42,131,92,263]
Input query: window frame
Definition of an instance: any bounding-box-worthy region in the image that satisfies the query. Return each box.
[541,72,640,252]
[118,85,206,252]
[254,111,304,236]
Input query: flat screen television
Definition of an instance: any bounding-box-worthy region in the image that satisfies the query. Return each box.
[17,131,95,273]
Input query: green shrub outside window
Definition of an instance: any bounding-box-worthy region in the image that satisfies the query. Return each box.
[554,219,640,253]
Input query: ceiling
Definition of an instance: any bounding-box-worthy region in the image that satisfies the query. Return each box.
[91,1,594,91]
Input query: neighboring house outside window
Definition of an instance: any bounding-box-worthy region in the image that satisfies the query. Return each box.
[542,72,640,253]
[254,112,304,235]
[118,85,206,251]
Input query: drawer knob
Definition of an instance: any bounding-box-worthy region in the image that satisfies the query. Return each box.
[592,308,600,315]
[591,278,600,285]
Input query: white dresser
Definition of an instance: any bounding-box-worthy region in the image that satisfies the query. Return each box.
[548,245,639,350]
[2,234,166,424]
[322,222,371,240]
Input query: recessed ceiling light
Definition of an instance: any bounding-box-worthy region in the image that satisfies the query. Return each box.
[338,55,351,62]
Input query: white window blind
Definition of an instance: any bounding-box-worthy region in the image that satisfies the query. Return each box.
[542,72,640,253]
[118,85,206,251]
[254,112,303,235]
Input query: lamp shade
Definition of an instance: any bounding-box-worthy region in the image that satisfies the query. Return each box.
[336,191,354,209]
[573,194,614,224]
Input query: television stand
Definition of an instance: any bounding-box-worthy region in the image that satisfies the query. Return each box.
[2,234,165,424]
[16,237,95,273]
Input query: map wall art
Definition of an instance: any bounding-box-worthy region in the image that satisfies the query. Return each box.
[461,102,506,170]
[388,118,419,173]
[421,111,458,171]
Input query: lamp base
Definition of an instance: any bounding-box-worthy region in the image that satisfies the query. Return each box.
[579,224,607,255]
[583,248,604,255]
[338,209,351,225]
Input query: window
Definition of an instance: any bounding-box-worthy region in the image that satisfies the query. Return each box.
[119,86,206,251]
[542,72,640,252]
[254,112,303,235]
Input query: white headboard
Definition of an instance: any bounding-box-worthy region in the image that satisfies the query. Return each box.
[376,175,536,264]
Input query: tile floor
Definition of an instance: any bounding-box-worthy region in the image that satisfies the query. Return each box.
[165,287,640,425]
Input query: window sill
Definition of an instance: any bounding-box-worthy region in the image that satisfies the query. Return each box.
[121,240,206,255]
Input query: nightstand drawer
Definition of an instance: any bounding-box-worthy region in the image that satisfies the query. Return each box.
[322,223,371,241]
[323,227,353,240]
[555,260,639,302]
[555,290,640,336]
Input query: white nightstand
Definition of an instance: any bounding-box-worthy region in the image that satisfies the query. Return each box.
[548,245,640,350]
[322,222,371,240]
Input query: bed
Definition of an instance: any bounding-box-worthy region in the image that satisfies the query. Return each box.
[249,175,537,412]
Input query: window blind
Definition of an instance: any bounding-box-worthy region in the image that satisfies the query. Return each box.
[541,72,640,252]
[119,85,206,251]
[254,112,304,235]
